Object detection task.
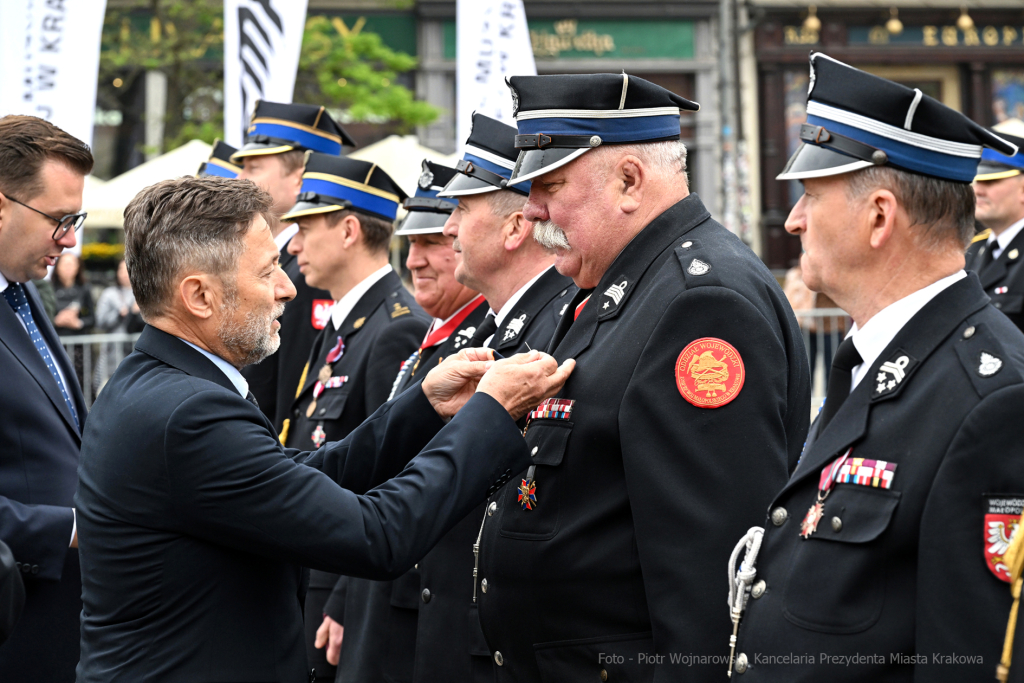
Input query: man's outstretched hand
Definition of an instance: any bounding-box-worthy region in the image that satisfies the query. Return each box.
[422,348,499,419]
[478,351,575,421]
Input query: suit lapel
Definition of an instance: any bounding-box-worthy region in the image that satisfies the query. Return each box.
[132,325,240,395]
[0,284,82,437]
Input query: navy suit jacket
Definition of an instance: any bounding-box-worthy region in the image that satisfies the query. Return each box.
[75,325,531,682]
[0,280,84,680]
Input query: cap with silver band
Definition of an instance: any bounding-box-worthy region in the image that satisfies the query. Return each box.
[975,119,1024,182]
[506,73,699,184]
[778,52,1016,183]
[437,113,530,198]
[396,160,459,236]
[282,153,407,223]
[197,140,241,179]
[231,101,356,163]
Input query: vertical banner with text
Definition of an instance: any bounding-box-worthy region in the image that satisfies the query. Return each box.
[223,0,309,147]
[456,0,536,151]
[0,0,107,147]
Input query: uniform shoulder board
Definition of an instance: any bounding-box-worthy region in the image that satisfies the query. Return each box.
[675,239,722,288]
[953,321,1023,398]
[971,229,992,244]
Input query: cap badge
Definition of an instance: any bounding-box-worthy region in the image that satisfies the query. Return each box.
[979,351,1003,377]
[688,259,711,276]
[984,495,1024,583]
[510,86,520,117]
[675,338,745,409]
[418,169,434,190]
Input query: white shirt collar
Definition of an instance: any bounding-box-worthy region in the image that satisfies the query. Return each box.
[492,266,551,328]
[180,339,250,398]
[274,223,299,251]
[988,216,1024,259]
[425,294,485,341]
[0,271,9,293]
[848,270,967,390]
[329,264,394,331]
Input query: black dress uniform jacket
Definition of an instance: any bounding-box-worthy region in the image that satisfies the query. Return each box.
[966,229,1024,332]
[0,280,86,682]
[282,269,428,679]
[243,237,333,432]
[353,267,574,683]
[476,194,810,682]
[75,325,532,683]
[733,273,1024,682]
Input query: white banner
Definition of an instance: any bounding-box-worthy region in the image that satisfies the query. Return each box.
[456,0,536,150]
[223,0,309,147]
[0,0,107,148]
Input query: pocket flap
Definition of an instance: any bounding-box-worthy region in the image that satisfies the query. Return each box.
[992,293,1023,314]
[390,567,421,610]
[808,485,900,544]
[525,421,572,467]
[311,387,349,421]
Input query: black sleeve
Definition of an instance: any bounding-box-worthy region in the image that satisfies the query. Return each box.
[0,539,25,645]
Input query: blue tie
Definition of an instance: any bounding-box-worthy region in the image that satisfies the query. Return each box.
[3,283,80,430]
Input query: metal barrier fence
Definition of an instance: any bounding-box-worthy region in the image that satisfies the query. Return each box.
[61,311,850,413]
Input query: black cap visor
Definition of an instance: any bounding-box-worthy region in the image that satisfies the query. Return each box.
[776,142,874,181]
[230,139,296,163]
[437,172,501,198]
[396,210,451,235]
[975,161,1023,182]
[509,147,589,184]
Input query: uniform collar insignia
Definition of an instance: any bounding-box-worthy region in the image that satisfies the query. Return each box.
[871,348,918,400]
[452,325,476,350]
[498,311,529,348]
[597,275,632,320]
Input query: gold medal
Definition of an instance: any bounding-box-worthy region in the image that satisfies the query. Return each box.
[306,399,317,418]
[318,364,333,384]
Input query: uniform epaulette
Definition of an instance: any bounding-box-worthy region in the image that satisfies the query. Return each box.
[972,229,992,244]
[675,239,722,288]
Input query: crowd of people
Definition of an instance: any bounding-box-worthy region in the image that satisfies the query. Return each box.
[1,52,1024,683]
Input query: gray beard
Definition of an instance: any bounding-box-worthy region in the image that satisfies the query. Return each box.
[532,220,570,251]
[218,301,285,368]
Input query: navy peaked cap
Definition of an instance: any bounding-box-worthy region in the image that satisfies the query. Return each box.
[396,160,459,235]
[197,140,240,178]
[282,153,407,223]
[779,53,1017,183]
[976,119,1024,181]
[438,113,530,198]
[232,100,356,162]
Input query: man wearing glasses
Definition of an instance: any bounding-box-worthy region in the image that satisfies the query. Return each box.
[0,114,93,682]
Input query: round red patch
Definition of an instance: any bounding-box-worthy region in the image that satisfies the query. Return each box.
[675,337,745,409]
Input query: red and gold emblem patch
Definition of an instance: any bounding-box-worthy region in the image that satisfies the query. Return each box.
[984,496,1024,582]
[675,337,745,409]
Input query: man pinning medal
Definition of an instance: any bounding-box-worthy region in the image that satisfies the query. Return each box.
[473,74,810,681]
[234,101,352,432]
[968,118,1024,333]
[278,153,429,683]
[727,53,1024,682]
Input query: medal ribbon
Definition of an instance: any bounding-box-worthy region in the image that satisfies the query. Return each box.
[313,375,348,400]
[326,336,345,364]
[818,447,852,496]
[419,295,486,349]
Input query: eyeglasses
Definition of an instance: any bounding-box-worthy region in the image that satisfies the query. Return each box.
[6,196,87,241]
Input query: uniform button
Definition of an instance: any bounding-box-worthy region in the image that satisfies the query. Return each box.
[494,651,504,666]
[771,507,788,526]
[531,446,538,456]
[600,669,609,681]
[734,652,748,674]
[481,578,488,593]
[320,408,326,415]
[831,516,843,532]
[414,564,418,569]
[421,588,431,603]
[996,302,1003,309]
[681,241,693,249]
[31,565,38,575]
[751,579,766,599]
[963,325,976,339]
[488,502,497,516]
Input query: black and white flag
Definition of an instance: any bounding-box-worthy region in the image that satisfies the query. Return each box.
[223,0,308,147]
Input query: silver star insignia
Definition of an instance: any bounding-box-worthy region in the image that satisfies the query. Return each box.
[887,379,896,390]
[877,382,887,393]
[602,301,610,310]
[876,373,886,383]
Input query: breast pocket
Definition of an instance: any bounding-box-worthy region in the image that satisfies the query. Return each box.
[310,387,350,421]
[498,421,571,540]
[991,293,1023,315]
[783,485,900,634]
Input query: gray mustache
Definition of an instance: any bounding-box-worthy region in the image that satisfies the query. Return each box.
[533,220,570,251]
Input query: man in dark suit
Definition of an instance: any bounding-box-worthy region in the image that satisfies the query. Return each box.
[968,119,1024,332]
[0,115,93,681]
[473,74,810,682]
[275,155,429,681]
[0,540,25,646]
[728,54,1024,682]
[235,101,353,432]
[75,175,574,683]
[314,160,490,680]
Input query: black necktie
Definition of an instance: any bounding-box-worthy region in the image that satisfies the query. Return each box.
[468,313,497,348]
[817,337,862,433]
[246,391,259,409]
[979,241,997,272]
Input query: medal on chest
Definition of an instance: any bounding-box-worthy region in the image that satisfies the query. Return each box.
[516,399,576,510]
[311,424,326,448]
[307,337,344,417]
[800,448,851,538]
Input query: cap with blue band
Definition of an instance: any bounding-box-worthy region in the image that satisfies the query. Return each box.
[396,160,459,236]
[282,153,407,223]
[506,73,699,184]
[975,119,1024,182]
[438,113,531,198]
[778,53,1017,183]
[198,140,241,179]
[231,101,356,163]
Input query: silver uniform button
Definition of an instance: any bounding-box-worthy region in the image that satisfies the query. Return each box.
[488,501,497,516]
[751,579,766,599]
[963,326,976,339]
[494,651,504,666]
[681,241,693,249]
[531,446,539,456]
[481,578,488,593]
[734,652,748,674]
[831,516,843,532]
[421,588,431,603]
[771,507,788,526]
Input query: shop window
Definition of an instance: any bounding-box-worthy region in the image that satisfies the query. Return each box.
[993,69,1024,122]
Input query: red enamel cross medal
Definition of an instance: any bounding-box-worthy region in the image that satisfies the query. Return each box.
[800,448,852,539]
